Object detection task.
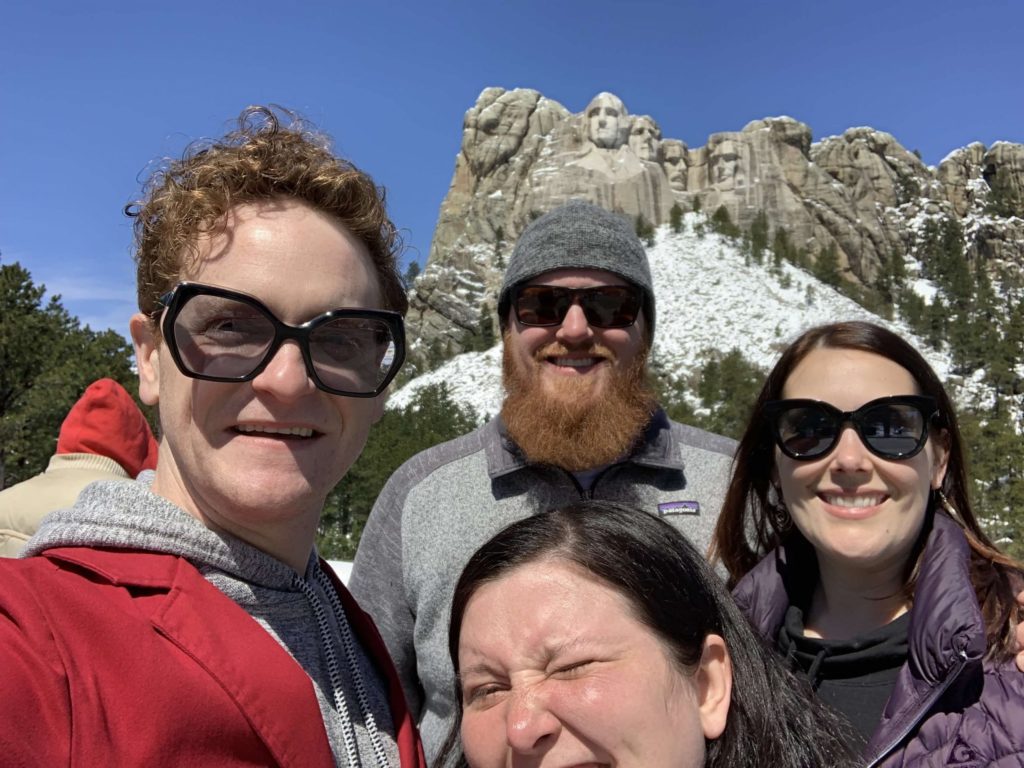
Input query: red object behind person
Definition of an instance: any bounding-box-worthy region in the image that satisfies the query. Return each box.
[0,378,157,556]
[55,378,158,474]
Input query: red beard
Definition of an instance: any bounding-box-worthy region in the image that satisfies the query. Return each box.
[500,336,657,472]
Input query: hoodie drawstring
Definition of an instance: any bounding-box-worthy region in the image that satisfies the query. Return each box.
[295,569,391,767]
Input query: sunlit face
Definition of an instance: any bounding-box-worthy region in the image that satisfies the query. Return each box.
[662,141,687,190]
[458,558,729,768]
[504,269,646,407]
[775,347,949,576]
[628,116,660,161]
[130,200,386,562]
[710,139,744,187]
[587,94,625,149]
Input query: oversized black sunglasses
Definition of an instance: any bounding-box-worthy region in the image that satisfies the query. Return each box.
[512,284,642,328]
[764,395,939,461]
[154,282,405,397]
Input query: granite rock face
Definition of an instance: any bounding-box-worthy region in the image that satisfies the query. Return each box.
[405,88,1024,370]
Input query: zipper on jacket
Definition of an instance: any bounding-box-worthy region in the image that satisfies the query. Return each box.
[581,464,620,499]
[864,649,968,768]
[556,465,616,499]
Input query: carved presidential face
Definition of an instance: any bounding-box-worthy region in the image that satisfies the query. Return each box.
[661,140,688,190]
[586,93,628,150]
[710,138,746,188]
[628,116,661,161]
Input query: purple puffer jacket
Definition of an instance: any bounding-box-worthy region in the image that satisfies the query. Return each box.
[733,513,1024,767]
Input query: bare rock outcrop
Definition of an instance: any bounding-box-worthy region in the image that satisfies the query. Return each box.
[405,87,1024,370]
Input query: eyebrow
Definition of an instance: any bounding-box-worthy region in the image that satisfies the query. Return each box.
[456,662,504,685]
[458,636,612,681]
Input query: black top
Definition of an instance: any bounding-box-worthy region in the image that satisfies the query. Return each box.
[777,604,910,753]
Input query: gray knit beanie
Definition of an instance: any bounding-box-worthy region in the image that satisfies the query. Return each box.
[497,200,655,336]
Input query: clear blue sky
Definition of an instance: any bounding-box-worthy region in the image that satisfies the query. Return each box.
[3,0,1022,341]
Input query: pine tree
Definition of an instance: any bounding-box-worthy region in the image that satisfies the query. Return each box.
[669,203,684,234]
[960,402,1024,560]
[984,166,1024,218]
[926,297,947,349]
[493,226,506,268]
[710,205,740,239]
[402,260,421,287]
[772,228,792,269]
[813,242,842,287]
[318,383,479,558]
[0,260,140,488]
[695,349,765,438]
[749,210,769,265]
[635,214,655,247]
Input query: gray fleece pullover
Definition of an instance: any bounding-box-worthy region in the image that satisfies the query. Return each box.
[24,472,399,768]
[349,410,736,760]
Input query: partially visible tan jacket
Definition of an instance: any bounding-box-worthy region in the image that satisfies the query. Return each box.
[0,454,129,557]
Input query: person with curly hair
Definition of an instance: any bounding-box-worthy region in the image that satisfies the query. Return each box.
[0,106,425,767]
[712,321,1024,766]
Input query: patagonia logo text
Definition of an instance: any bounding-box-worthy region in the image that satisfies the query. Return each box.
[658,500,700,516]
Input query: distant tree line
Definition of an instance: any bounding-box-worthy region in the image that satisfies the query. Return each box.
[0,259,144,489]
[316,383,479,559]
[6,221,1023,560]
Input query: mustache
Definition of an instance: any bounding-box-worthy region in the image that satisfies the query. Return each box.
[533,341,616,363]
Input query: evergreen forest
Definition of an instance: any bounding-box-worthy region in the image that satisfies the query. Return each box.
[4,214,1024,563]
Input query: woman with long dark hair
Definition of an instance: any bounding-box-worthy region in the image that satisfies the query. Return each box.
[712,320,1024,766]
[438,500,858,768]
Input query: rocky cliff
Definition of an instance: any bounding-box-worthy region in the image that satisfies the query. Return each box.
[405,87,1024,371]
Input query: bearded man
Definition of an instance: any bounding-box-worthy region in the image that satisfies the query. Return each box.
[349,199,736,760]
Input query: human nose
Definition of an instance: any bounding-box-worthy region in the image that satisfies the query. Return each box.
[554,302,594,344]
[250,340,317,401]
[505,687,560,755]
[830,425,873,472]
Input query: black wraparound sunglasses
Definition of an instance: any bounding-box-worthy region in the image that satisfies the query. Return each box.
[764,395,939,461]
[512,284,642,328]
[153,282,405,397]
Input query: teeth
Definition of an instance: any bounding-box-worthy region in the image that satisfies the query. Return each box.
[551,357,599,368]
[823,494,884,508]
[237,425,314,438]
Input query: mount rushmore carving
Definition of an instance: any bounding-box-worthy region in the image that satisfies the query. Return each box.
[406,87,1024,369]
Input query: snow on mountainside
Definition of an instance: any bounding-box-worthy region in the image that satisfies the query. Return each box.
[389,213,954,420]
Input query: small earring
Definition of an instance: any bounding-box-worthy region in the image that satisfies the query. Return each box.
[768,484,792,533]
[935,489,961,521]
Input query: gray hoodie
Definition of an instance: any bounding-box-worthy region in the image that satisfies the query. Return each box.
[24,472,399,768]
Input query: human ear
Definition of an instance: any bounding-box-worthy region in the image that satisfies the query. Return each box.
[930,429,951,490]
[696,633,732,740]
[370,391,387,424]
[130,313,161,406]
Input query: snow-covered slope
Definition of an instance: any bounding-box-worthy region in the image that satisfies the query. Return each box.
[390,213,954,419]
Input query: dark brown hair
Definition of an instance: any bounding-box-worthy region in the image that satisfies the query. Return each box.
[126,105,407,320]
[710,321,1023,659]
[438,502,858,768]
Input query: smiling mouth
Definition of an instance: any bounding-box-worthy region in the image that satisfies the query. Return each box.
[548,355,605,369]
[235,425,316,438]
[821,493,886,508]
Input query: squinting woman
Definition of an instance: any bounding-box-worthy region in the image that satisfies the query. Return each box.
[439,501,859,768]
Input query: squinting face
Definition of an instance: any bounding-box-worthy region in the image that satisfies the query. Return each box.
[131,200,386,558]
[504,269,646,408]
[775,347,949,576]
[458,558,725,768]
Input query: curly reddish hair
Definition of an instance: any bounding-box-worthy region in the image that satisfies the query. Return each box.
[126,105,407,319]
